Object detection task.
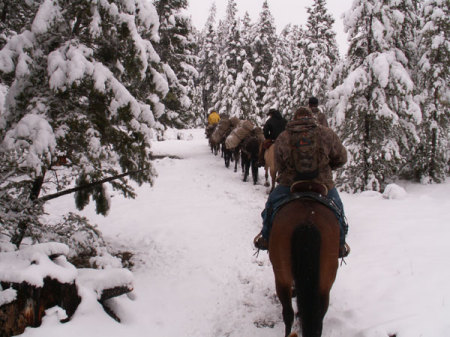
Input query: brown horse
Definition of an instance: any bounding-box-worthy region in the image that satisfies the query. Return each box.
[269,187,340,337]
[264,144,277,192]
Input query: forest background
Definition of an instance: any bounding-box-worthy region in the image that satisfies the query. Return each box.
[0,0,448,327]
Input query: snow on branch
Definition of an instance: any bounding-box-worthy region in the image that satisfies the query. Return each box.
[0,31,34,74]
[2,114,56,176]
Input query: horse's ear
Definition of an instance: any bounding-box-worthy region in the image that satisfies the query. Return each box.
[290,181,328,196]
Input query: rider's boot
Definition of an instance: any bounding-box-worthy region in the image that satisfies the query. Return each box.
[339,242,350,258]
[253,232,268,250]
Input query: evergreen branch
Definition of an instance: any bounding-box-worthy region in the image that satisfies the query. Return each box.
[36,169,147,202]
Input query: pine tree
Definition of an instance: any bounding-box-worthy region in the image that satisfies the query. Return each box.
[278,24,298,118]
[154,0,197,128]
[197,3,219,117]
[251,0,277,113]
[303,0,340,103]
[220,0,245,80]
[291,25,310,109]
[186,75,203,126]
[241,12,255,64]
[211,0,242,116]
[0,0,167,245]
[232,60,259,123]
[262,48,291,118]
[212,56,234,116]
[415,0,449,182]
[327,0,422,192]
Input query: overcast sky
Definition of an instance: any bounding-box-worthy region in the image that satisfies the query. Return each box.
[185,0,355,55]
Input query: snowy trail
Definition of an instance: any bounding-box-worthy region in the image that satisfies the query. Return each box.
[37,129,286,336]
[26,129,450,337]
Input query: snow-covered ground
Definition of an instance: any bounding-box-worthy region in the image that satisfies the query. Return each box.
[21,128,450,336]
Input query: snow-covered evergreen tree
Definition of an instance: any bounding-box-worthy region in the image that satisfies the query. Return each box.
[219,0,245,81]
[197,3,219,118]
[291,25,310,109]
[232,60,259,123]
[327,0,422,192]
[262,48,291,118]
[240,12,255,64]
[212,56,234,116]
[153,0,197,128]
[186,75,203,126]
[414,0,449,182]
[211,0,243,116]
[303,0,340,103]
[251,0,277,112]
[0,0,167,245]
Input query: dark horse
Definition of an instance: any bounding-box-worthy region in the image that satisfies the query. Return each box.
[205,124,220,155]
[223,142,240,171]
[269,184,340,337]
[240,136,260,184]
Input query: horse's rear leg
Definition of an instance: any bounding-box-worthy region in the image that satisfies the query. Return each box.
[243,160,249,182]
[275,282,294,337]
[251,159,258,185]
[264,167,269,187]
[270,169,276,192]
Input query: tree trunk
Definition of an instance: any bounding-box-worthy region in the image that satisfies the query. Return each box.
[30,174,45,200]
[0,278,81,337]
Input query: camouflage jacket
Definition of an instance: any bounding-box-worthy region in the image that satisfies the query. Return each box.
[274,120,347,190]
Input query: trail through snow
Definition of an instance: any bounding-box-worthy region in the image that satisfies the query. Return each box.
[24,128,450,337]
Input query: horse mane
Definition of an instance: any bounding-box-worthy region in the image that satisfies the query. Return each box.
[291,222,322,336]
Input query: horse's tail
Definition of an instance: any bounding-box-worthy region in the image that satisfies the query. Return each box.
[291,222,322,337]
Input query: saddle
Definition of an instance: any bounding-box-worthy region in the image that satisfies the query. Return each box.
[262,139,274,150]
[290,181,328,196]
[273,181,342,220]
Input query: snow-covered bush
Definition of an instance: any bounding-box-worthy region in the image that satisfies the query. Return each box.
[43,213,107,267]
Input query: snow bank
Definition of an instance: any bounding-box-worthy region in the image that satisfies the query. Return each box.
[76,268,133,300]
[0,243,75,287]
[383,183,407,199]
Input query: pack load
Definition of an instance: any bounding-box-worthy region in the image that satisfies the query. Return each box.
[225,120,255,149]
[287,115,321,181]
[205,124,217,139]
[229,116,241,128]
[251,126,265,143]
[211,118,232,144]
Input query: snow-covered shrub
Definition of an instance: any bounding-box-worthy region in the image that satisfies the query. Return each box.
[43,213,106,267]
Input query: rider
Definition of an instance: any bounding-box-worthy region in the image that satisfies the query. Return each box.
[308,96,328,127]
[258,108,287,166]
[253,106,350,258]
[207,110,220,126]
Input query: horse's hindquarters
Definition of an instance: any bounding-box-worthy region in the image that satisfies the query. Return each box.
[269,199,340,337]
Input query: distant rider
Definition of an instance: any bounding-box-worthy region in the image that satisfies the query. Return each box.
[258,108,287,166]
